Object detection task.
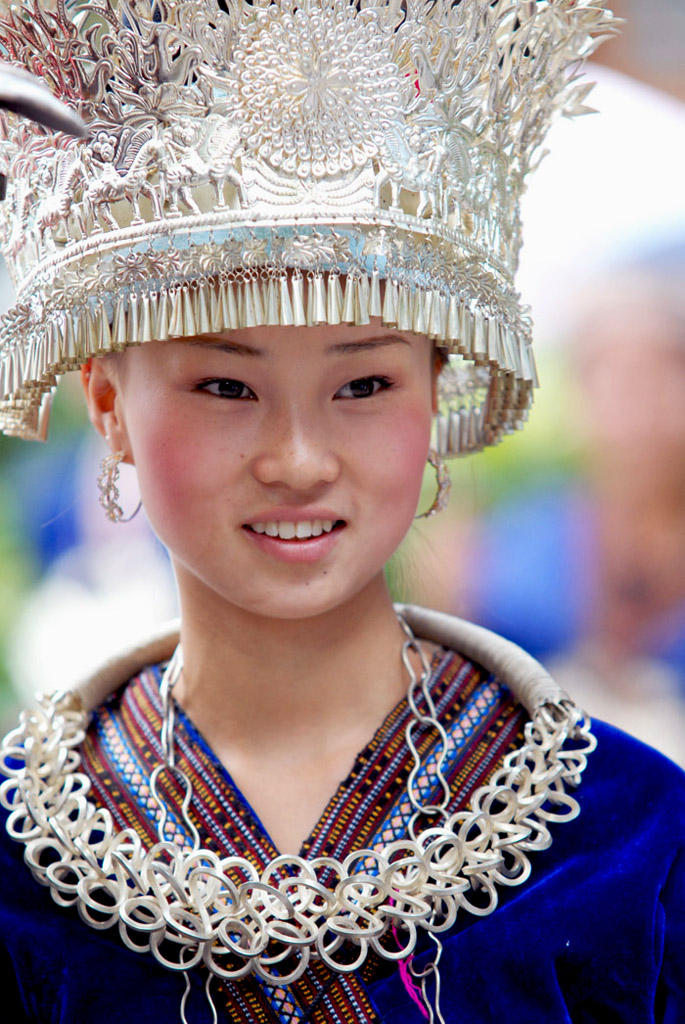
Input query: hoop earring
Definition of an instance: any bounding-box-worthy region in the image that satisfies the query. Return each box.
[415,449,451,519]
[97,451,141,523]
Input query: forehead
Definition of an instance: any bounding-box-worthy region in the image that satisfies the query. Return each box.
[107,322,438,389]
[117,321,434,367]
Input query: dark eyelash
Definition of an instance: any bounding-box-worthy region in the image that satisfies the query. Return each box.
[196,378,255,398]
[357,375,394,391]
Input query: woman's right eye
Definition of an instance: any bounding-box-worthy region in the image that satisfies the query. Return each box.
[196,378,257,399]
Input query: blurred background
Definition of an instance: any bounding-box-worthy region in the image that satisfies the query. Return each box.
[1,0,685,764]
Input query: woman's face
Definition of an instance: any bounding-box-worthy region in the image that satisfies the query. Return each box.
[86,320,436,622]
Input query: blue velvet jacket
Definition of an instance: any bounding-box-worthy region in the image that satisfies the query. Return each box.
[1,718,684,1023]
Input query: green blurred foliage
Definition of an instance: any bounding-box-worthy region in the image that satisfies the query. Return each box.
[0,376,89,717]
[448,348,584,514]
[386,346,585,603]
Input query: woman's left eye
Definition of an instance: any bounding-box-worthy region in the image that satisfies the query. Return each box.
[196,378,257,399]
[335,376,393,399]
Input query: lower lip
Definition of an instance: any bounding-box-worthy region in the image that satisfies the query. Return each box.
[242,524,345,564]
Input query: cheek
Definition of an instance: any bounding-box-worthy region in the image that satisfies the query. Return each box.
[366,402,432,520]
[125,404,219,538]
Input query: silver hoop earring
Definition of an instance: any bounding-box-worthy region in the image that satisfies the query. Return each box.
[97,451,141,523]
[415,449,451,519]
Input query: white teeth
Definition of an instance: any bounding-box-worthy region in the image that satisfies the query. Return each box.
[249,519,339,540]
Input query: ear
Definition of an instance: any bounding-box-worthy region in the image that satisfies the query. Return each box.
[80,358,132,462]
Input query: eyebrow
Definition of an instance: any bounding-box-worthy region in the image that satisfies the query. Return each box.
[188,339,267,357]
[186,335,409,358]
[326,336,410,355]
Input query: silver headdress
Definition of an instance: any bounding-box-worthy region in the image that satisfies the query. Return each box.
[0,0,618,445]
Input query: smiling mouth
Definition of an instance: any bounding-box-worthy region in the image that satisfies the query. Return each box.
[244,519,345,541]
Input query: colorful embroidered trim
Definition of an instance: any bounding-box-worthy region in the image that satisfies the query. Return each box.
[81,650,524,1022]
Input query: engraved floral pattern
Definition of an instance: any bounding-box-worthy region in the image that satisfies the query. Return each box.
[279,230,352,269]
[0,0,619,445]
[230,0,403,178]
[110,249,170,285]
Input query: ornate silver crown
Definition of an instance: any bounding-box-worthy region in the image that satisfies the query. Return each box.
[0,0,617,444]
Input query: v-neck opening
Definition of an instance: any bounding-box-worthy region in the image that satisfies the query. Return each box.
[82,647,525,880]
[167,645,452,858]
[80,639,528,1024]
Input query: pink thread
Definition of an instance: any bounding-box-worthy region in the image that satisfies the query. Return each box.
[391,910,429,1020]
[398,954,430,1019]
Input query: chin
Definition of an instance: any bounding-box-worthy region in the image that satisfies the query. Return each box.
[240,588,361,623]
[206,566,384,624]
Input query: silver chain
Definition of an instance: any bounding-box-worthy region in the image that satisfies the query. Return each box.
[400,616,452,839]
[150,616,445,1020]
[409,932,446,1024]
[150,647,201,852]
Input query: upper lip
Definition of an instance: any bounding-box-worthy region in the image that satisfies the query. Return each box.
[244,508,345,526]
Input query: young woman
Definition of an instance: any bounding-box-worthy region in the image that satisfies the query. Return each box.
[0,1,683,1022]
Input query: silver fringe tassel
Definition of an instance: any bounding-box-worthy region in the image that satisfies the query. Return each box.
[0,270,536,448]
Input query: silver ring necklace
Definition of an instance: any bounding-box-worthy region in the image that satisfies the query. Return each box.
[0,615,596,1022]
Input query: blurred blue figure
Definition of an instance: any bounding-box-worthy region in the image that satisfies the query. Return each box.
[463,261,685,763]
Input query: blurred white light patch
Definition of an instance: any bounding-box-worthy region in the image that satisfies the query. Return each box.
[8,437,178,703]
[517,66,685,343]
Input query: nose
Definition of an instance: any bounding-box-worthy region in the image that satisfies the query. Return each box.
[251,410,340,492]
